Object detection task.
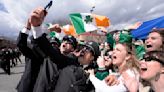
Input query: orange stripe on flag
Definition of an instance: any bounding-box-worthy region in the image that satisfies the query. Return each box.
[63,25,77,37]
[94,14,110,27]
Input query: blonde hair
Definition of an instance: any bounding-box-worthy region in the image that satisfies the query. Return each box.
[121,43,140,72]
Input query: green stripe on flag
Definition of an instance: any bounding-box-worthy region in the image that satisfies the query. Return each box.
[69,13,85,34]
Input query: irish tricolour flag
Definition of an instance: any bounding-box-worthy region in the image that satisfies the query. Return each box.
[69,13,110,34]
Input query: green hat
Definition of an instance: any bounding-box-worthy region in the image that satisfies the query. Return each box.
[106,33,115,49]
[134,45,146,60]
[49,31,56,38]
[119,32,132,44]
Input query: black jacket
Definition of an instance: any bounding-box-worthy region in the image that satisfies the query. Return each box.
[34,34,95,92]
[34,34,79,69]
[33,57,59,92]
[16,32,44,92]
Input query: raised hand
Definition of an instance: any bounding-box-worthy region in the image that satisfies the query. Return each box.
[29,7,47,27]
[48,24,62,33]
[96,56,105,68]
[25,19,31,30]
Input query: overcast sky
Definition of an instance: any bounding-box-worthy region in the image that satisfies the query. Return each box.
[0,0,164,38]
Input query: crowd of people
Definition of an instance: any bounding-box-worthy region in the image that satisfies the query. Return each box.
[0,47,22,75]
[16,7,164,92]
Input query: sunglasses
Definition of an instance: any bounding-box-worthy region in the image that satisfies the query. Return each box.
[81,46,94,55]
[143,55,164,65]
[104,53,112,58]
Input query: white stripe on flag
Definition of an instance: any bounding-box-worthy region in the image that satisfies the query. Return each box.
[81,13,97,32]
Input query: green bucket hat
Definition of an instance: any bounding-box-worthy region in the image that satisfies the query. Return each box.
[119,32,132,44]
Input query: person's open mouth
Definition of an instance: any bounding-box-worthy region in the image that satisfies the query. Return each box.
[140,67,147,71]
[112,55,117,60]
[146,44,152,48]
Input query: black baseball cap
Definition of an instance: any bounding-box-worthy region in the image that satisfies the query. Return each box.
[84,41,100,60]
[62,35,78,49]
[49,37,61,47]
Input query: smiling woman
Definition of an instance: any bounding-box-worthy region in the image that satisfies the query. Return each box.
[140,51,164,92]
